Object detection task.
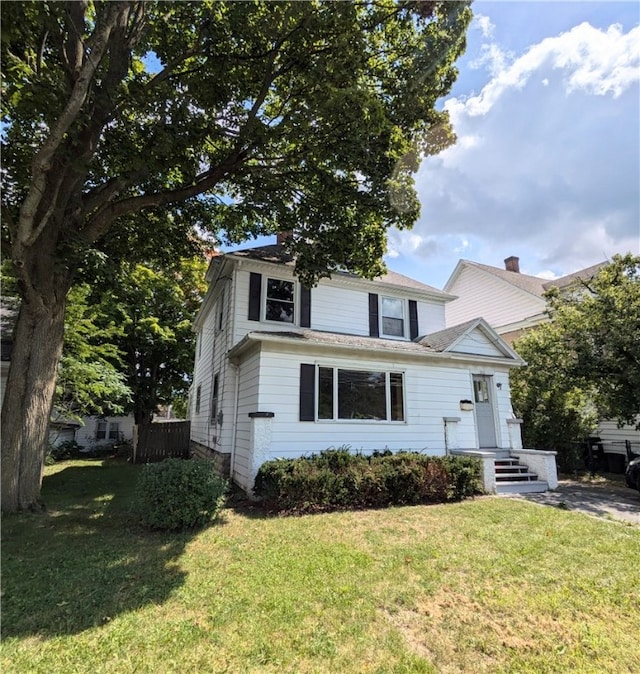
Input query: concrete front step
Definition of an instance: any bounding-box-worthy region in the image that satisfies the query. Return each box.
[496,471,539,482]
[495,480,549,495]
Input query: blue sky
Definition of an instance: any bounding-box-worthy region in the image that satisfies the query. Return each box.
[223,1,640,289]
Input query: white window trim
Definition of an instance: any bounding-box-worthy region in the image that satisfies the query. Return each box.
[380,296,407,340]
[315,365,406,423]
[263,276,297,325]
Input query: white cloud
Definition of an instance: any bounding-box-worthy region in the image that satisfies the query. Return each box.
[449,22,640,120]
[473,14,495,39]
[470,43,514,77]
[405,19,640,282]
[534,269,559,281]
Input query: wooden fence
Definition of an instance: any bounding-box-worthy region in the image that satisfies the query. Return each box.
[133,421,191,464]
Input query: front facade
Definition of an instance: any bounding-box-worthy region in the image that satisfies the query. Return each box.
[190,243,556,494]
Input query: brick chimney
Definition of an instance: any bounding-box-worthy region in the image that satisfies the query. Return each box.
[504,256,520,273]
[276,231,293,246]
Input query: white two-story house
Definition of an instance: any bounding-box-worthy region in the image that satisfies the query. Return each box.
[190,240,558,495]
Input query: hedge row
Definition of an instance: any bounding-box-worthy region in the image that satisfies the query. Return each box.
[253,449,483,514]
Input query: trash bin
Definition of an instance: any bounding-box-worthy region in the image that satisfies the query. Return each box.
[605,453,626,474]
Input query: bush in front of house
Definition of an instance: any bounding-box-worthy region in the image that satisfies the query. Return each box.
[48,440,83,462]
[253,448,483,514]
[134,458,228,530]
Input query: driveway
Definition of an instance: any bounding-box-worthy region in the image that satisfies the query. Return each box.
[507,480,640,525]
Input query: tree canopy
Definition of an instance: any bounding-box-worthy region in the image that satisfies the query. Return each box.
[0,0,472,512]
[97,255,209,424]
[56,283,132,419]
[2,0,471,285]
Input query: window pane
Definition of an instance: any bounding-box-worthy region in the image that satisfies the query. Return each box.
[390,372,404,421]
[318,367,334,419]
[381,297,404,336]
[267,279,294,302]
[108,423,120,440]
[96,421,107,440]
[474,379,489,402]
[265,300,294,322]
[338,370,386,420]
[382,297,403,318]
[382,316,404,336]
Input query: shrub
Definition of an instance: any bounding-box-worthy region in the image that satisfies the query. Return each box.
[134,458,228,530]
[48,440,82,461]
[254,449,482,514]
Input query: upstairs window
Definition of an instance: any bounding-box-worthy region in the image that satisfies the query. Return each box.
[369,294,419,340]
[249,273,311,326]
[265,278,295,323]
[381,297,405,337]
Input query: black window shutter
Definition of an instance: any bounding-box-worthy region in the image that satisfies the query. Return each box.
[368,293,379,337]
[409,300,419,340]
[300,286,311,328]
[299,364,315,421]
[248,272,262,321]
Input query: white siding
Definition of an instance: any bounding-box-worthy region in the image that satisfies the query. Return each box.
[233,265,448,343]
[76,415,135,447]
[446,266,545,330]
[232,350,261,488]
[418,301,446,335]
[596,418,640,454]
[310,283,370,335]
[189,306,218,447]
[191,279,236,450]
[454,330,505,358]
[247,344,515,461]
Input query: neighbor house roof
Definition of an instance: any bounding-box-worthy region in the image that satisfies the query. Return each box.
[446,259,608,298]
[542,261,607,290]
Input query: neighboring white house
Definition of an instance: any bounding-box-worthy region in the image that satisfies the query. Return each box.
[443,255,639,458]
[190,240,558,495]
[443,256,607,344]
[75,415,136,448]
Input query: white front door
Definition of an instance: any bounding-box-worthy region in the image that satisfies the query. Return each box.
[473,375,497,448]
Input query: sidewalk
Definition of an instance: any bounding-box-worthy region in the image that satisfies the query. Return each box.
[506,479,640,525]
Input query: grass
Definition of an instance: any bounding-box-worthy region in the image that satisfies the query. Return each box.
[2,459,639,673]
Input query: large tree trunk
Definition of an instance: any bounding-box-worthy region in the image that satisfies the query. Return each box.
[1,294,67,513]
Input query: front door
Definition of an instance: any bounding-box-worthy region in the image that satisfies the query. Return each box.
[473,375,497,448]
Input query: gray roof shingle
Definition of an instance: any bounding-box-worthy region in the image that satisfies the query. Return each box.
[461,259,608,296]
[227,244,448,296]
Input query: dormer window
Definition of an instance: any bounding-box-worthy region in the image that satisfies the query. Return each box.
[265,278,295,323]
[381,297,404,337]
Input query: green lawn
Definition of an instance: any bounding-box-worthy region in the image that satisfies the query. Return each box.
[2,459,638,673]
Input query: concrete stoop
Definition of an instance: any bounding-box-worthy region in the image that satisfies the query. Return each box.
[494,456,548,494]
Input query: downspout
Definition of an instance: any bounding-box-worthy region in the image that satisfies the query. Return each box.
[229,361,240,482]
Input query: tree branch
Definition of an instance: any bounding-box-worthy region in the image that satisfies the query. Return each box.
[17,2,131,249]
[80,149,248,243]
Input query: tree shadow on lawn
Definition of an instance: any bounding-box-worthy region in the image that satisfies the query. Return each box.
[1,460,199,638]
